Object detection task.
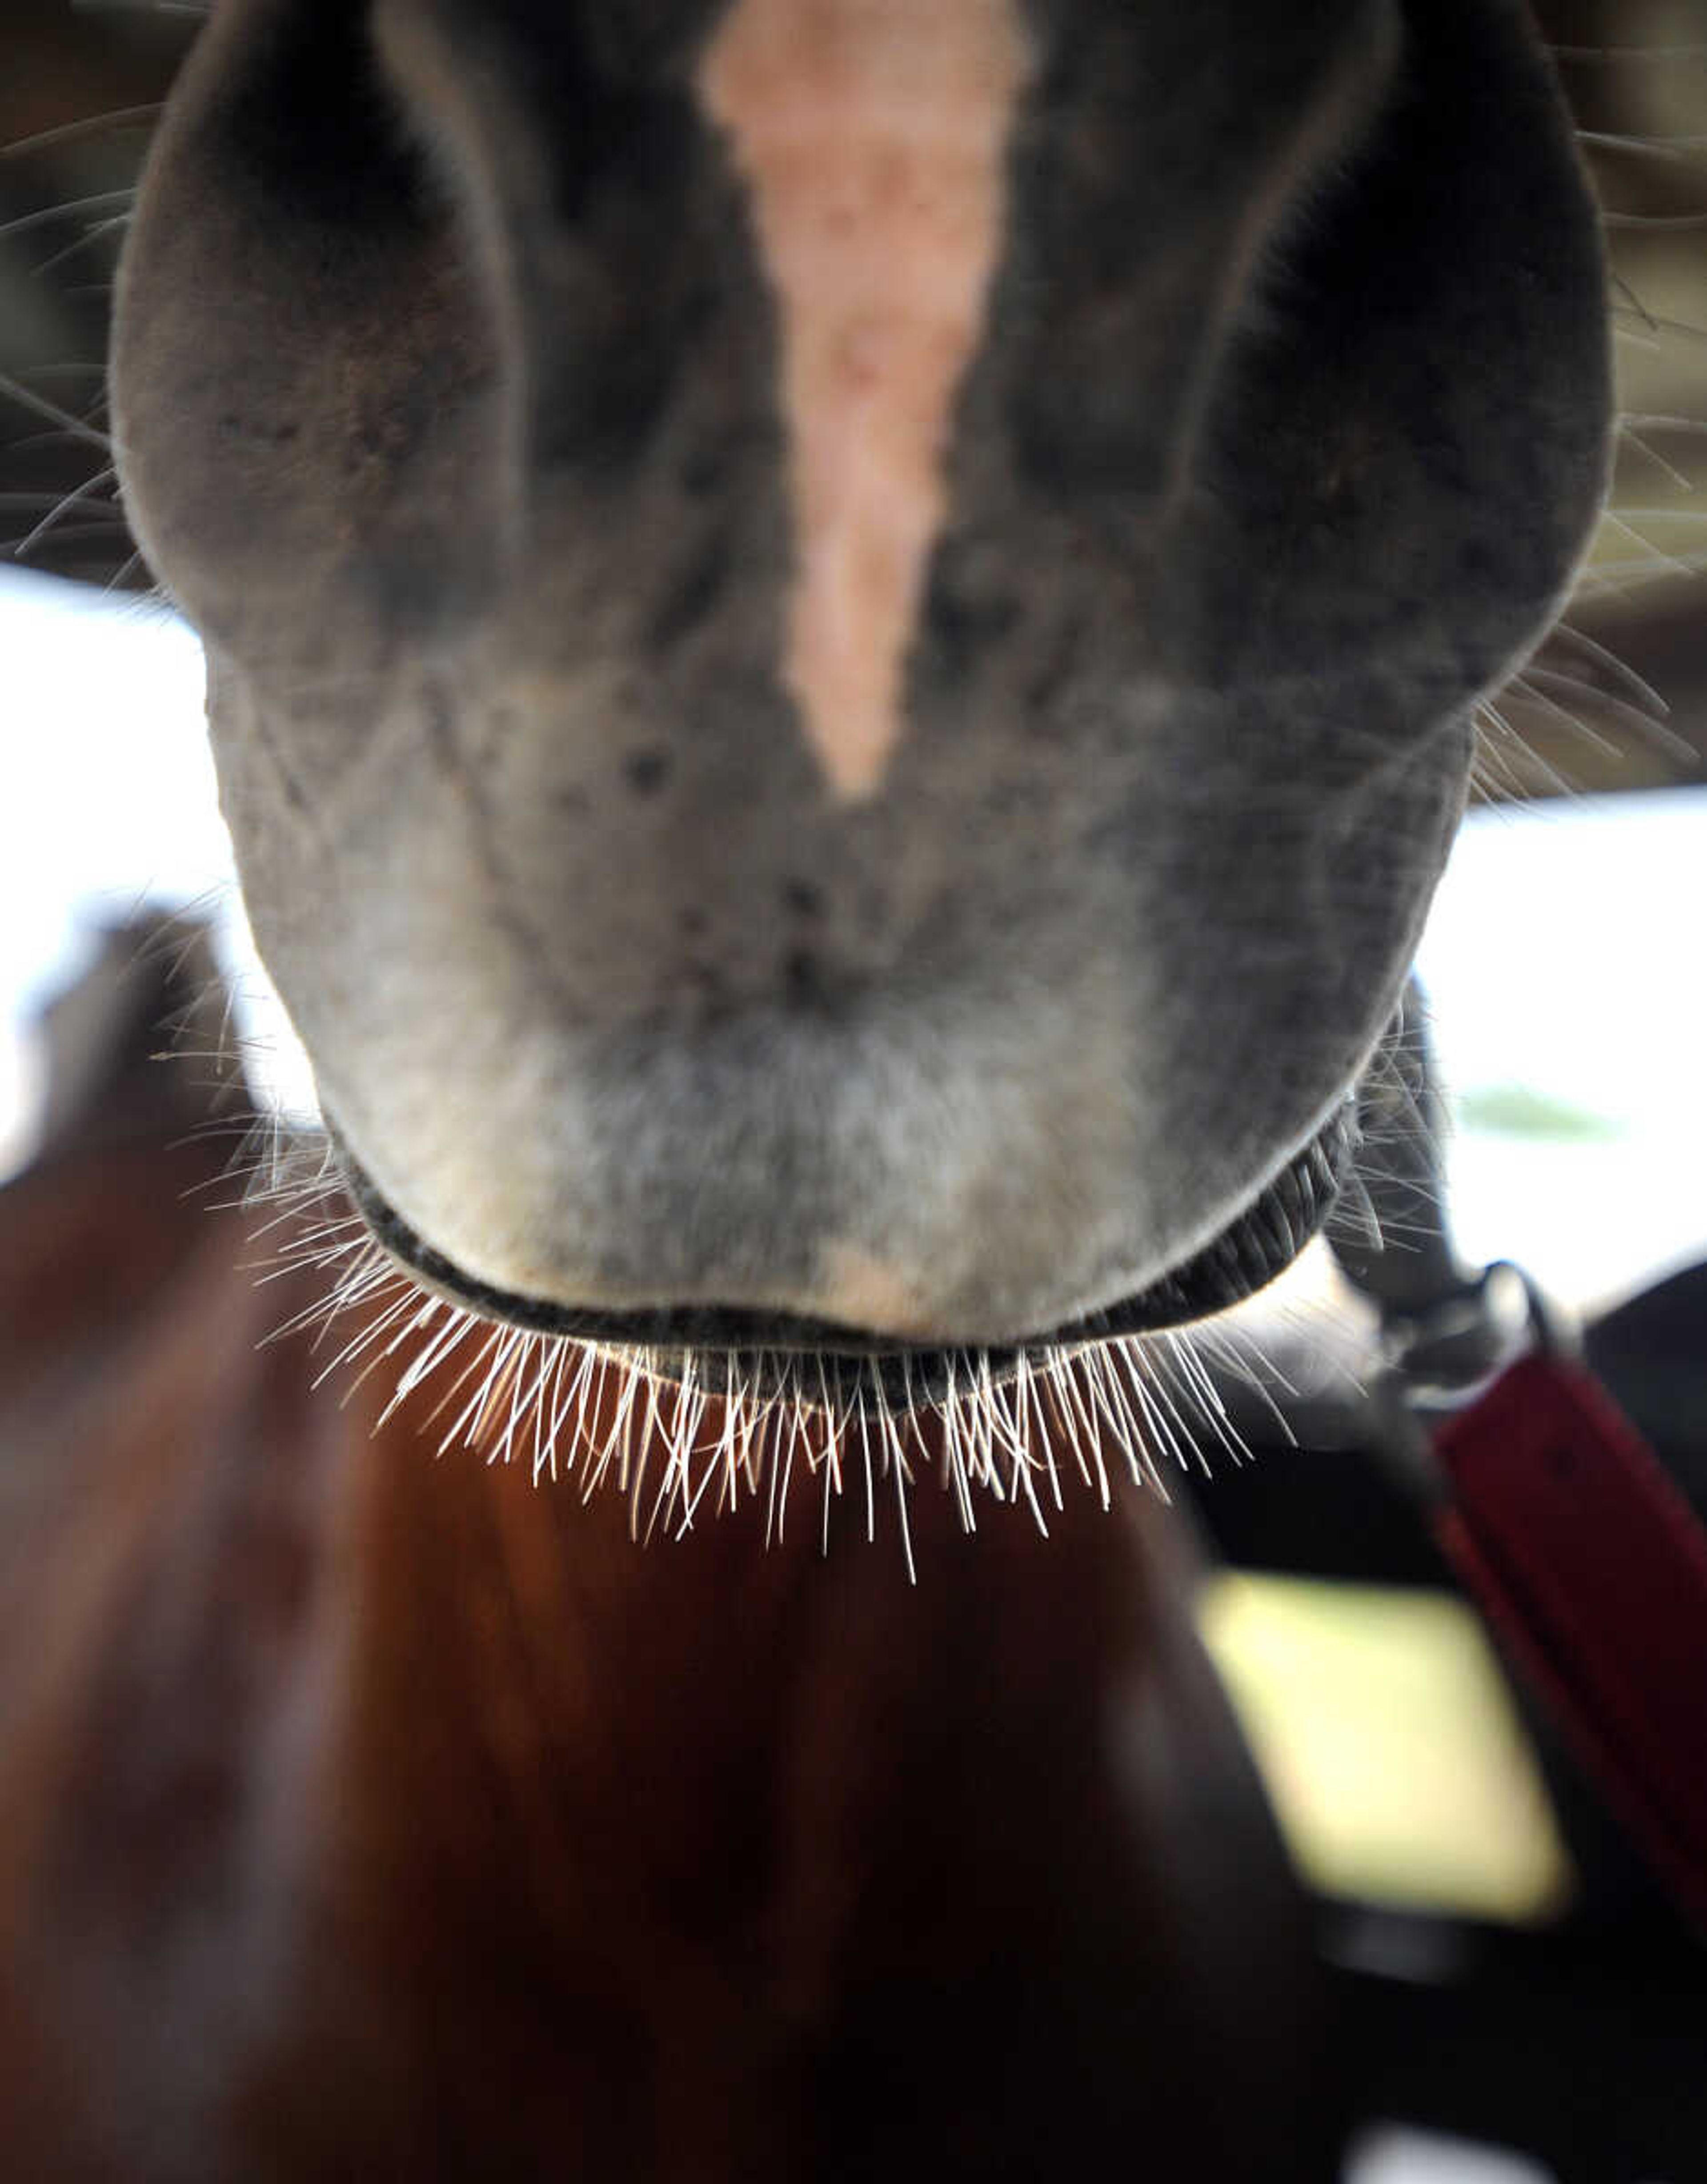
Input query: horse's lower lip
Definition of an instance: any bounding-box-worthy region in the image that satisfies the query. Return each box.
[336,1102,1357,1410]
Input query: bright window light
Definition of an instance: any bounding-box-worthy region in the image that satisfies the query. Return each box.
[1346,2127,1559,2184]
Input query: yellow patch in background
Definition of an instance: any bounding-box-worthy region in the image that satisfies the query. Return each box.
[1200,1572,1576,1924]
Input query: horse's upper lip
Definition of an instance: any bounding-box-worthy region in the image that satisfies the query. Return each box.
[336,1102,1357,1408]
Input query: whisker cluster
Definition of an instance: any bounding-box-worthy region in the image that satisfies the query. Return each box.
[226,1130,1250,1582]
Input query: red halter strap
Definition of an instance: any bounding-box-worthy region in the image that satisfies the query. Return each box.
[1432,1349,1707,1932]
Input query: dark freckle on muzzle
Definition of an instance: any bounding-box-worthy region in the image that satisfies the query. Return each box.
[781,949,831,1012]
[623,748,672,797]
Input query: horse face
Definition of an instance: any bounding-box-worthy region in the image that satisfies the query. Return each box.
[111,0,1609,1358]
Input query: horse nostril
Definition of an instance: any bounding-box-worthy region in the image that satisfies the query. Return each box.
[1006,0,1404,508]
[370,0,719,481]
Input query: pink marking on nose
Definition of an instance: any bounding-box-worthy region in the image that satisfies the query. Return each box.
[701,0,1031,802]
[810,1242,944,1340]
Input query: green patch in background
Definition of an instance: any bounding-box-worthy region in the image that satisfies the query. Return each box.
[1456,1082,1623,1142]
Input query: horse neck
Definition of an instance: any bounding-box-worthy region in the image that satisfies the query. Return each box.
[326,1366,1177,1987]
[301,1366,1212,2173]
[0,1126,1318,2179]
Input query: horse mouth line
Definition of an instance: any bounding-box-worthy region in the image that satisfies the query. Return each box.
[336,1104,1356,1411]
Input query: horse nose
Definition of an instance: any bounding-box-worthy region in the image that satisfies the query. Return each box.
[110,0,1607,1346]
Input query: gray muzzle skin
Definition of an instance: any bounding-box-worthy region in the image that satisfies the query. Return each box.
[338,1096,1356,1407]
[111,0,1611,1375]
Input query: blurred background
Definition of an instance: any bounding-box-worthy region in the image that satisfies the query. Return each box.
[0,4,1704,2180]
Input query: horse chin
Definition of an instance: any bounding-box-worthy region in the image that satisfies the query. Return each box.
[334,1098,1357,1412]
